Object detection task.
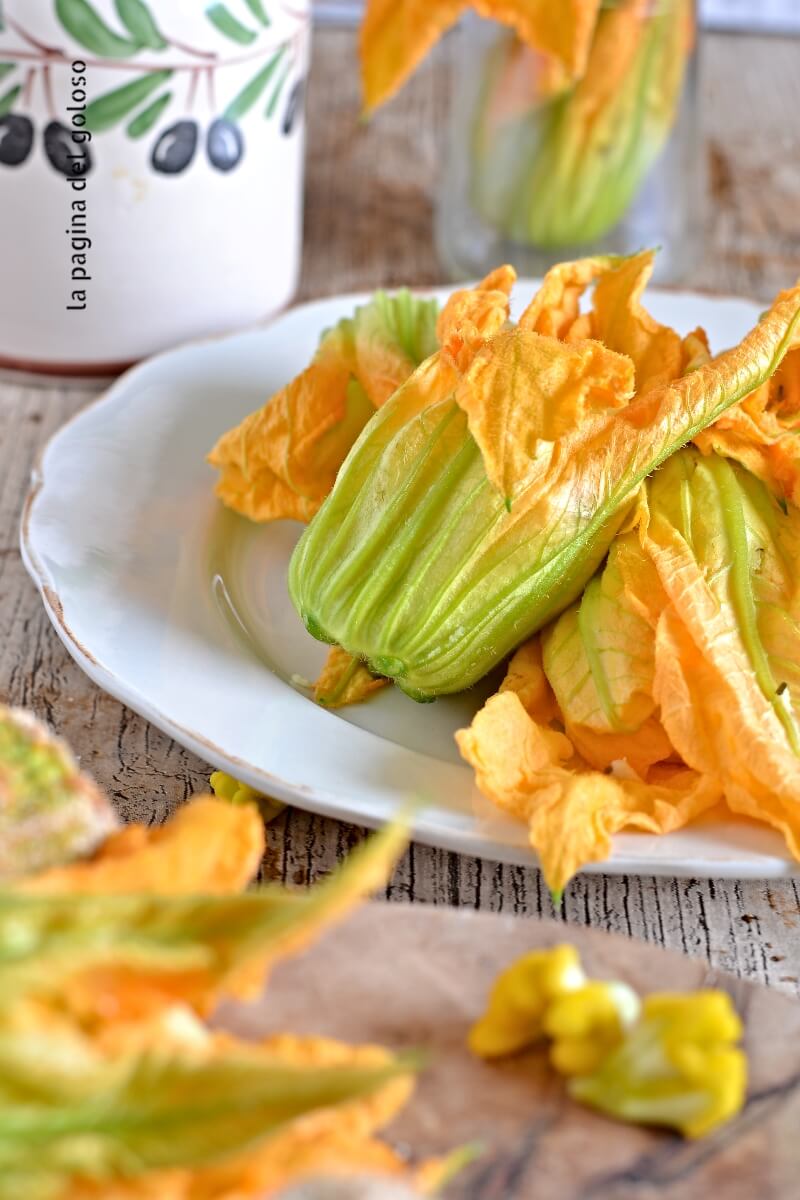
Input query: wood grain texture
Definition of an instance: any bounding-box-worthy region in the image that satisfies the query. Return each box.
[4,31,800,994]
[220,903,800,1199]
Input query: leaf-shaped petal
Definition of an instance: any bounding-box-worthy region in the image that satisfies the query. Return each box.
[359,0,601,111]
[453,330,635,502]
[437,264,516,351]
[519,254,619,338]
[499,637,561,726]
[520,250,687,395]
[584,250,685,393]
[17,797,264,896]
[473,0,602,81]
[694,341,800,506]
[541,530,675,773]
[456,690,720,896]
[0,813,407,1019]
[209,291,439,524]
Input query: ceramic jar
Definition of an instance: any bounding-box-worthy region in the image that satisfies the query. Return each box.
[0,0,310,373]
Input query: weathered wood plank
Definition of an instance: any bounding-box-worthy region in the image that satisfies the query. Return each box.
[3,28,800,996]
[222,904,800,1199]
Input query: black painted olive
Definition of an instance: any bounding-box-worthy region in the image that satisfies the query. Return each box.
[206,117,243,172]
[281,79,305,137]
[43,120,92,177]
[0,114,34,166]
[151,120,198,175]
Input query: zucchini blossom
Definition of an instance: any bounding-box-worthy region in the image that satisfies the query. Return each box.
[570,991,747,1138]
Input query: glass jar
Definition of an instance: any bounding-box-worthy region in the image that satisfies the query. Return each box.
[437,1,702,285]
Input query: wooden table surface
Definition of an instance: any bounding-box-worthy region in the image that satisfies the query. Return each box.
[4,27,800,994]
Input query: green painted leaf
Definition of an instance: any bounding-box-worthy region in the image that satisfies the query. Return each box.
[223,46,285,121]
[84,69,173,132]
[243,0,271,24]
[55,0,140,57]
[126,90,172,138]
[114,0,167,50]
[0,84,20,116]
[205,2,258,45]
[0,64,15,84]
[265,59,291,117]
[0,3,5,32]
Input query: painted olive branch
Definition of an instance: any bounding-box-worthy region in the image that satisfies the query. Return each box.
[0,36,306,75]
[5,15,62,56]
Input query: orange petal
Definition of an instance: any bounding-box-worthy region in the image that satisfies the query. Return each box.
[188,1036,416,1199]
[209,353,372,523]
[588,250,685,393]
[523,764,719,899]
[63,1036,417,1200]
[453,329,635,501]
[457,691,719,895]
[500,636,561,725]
[314,647,389,708]
[654,610,800,862]
[210,293,439,524]
[360,0,466,112]
[694,346,800,506]
[519,255,618,339]
[437,264,516,373]
[473,0,602,81]
[682,325,711,372]
[18,798,264,896]
[522,251,687,395]
[360,0,602,112]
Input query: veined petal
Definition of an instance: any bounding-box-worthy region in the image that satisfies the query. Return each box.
[453,330,635,502]
[209,293,439,523]
[360,0,602,112]
[456,690,720,895]
[541,531,674,774]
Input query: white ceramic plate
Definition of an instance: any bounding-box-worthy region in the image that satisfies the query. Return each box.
[21,283,800,880]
